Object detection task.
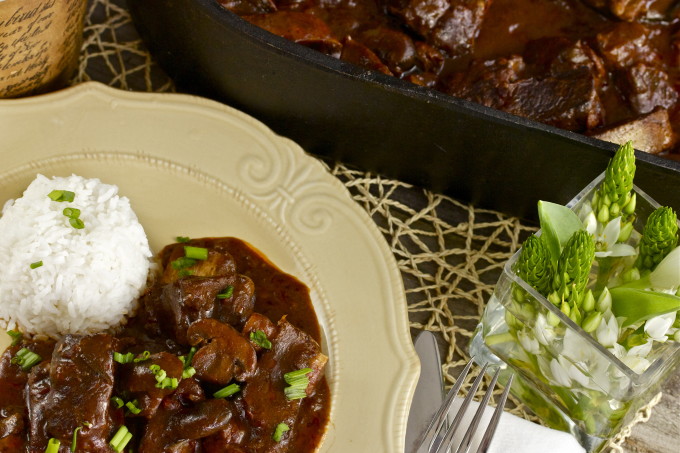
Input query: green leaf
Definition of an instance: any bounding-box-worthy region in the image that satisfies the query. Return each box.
[538,201,584,265]
[610,287,680,327]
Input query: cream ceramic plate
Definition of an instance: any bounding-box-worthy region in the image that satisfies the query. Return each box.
[0,83,418,452]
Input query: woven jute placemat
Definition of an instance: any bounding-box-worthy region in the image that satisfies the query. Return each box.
[73,0,662,450]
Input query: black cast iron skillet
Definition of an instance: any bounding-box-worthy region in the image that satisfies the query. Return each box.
[127,0,680,220]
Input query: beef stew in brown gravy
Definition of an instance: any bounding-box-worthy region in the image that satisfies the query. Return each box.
[220,0,680,158]
[0,237,330,452]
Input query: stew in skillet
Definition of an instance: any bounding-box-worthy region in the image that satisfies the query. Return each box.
[220,0,680,158]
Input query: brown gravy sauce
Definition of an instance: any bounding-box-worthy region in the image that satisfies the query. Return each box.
[0,237,330,452]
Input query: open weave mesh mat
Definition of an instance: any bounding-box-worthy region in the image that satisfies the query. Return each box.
[73,0,661,450]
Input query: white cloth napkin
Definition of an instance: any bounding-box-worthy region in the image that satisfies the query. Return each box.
[447,398,586,453]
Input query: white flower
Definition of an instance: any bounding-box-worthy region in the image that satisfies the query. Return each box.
[649,246,680,290]
[561,328,614,392]
[620,354,651,374]
[644,312,677,342]
[611,342,653,374]
[587,216,636,258]
[596,314,619,348]
[517,329,540,354]
[628,341,653,358]
[561,356,591,387]
[563,327,597,363]
[534,313,556,346]
[549,358,573,387]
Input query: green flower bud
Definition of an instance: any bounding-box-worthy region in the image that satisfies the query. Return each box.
[621,267,641,283]
[520,303,537,320]
[610,202,621,218]
[569,304,582,325]
[516,235,554,296]
[618,221,634,243]
[595,142,635,225]
[582,311,603,333]
[623,193,637,215]
[512,285,526,303]
[581,290,596,313]
[547,310,561,327]
[553,230,595,306]
[597,205,610,224]
[622,331,646,349]
[583,412,597,435]
[548,291,561,306]
[560,301,571,317]
[674,330,680,342]
[596,287,612,313]
[637,207,679,271]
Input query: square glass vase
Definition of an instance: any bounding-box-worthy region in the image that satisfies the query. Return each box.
[469,172,680,453]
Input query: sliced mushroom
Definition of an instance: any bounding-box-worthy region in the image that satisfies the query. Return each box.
[187,319,257,385]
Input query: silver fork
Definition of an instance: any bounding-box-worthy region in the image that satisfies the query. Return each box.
[414,359,514,453]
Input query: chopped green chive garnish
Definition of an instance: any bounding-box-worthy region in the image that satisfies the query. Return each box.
[109,426,132,453]
[272,423,290,442]
[133,351,151,362]
[184,246,208,260]
[250,330,272,349]
[284,386,307,400]
[171,256,196,277]
[48,190,75,202]
[30,261,43,269]
[7,330,22,346]
[11,348,41,370]
[284,368,313,383]
[179,347,197,379]
[112,396,142,414]
[213,383,241,398]
[57,204,85,229]
[62,207,81,218]
[48,190,63,201]
[179,347,197,368]
[69,218,85,229]
[283,368,312,401]
[156,377,178,390]
[176,236,190,243]
[147,364,177,389]
[125,400,142,415]
[71,426,84,452]
[171,257,196,269]
[113,352,135,364]
[217,285,234,299]
[45,437,61,453]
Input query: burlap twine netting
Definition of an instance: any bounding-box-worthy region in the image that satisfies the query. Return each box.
[74,0,662,451]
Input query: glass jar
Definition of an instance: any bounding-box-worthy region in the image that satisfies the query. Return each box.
[470,172,680,452]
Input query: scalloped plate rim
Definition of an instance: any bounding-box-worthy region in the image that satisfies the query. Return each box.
[0,82,419,453]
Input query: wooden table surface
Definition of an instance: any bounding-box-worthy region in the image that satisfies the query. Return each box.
[623,371,680,453]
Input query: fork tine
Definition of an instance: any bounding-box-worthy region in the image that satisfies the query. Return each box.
[414,359,475,453]
[475,374,514,453]
[432,363,488,453]
[455,368,501,453]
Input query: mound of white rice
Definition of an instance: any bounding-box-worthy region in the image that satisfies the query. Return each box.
[0,174,152,338]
